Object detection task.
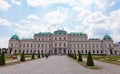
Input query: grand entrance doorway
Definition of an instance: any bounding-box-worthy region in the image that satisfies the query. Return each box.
[54,49,57,55]
[54,48,67,55]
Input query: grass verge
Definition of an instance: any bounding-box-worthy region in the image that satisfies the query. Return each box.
[68,56,101,70]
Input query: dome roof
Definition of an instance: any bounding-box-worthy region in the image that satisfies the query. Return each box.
[11,34,19,40]
[103,34,112,40]
[54,29,67,35]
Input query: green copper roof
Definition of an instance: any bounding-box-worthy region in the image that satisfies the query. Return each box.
[54,29,67,35]
[103,34,112,40]
[35,32,52,36]
[11,34,19,40]
[21,38,33,40]
[69,32,86,36]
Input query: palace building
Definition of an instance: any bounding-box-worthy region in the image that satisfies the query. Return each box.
[8,29,114,55]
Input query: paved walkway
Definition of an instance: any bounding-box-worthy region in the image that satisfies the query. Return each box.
[0,56,119,74]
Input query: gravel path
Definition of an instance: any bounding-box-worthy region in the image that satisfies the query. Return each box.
[0,56,119,74]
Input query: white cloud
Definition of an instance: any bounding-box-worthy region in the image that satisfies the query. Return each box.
[26,0,75,7]
[44,11,66,24]
[0,18,12,26]
[11,0,22,6]
[0,0,11,11]
[44,7,68,24]
[20,20,30,24]
[27,14,39,20]
[0,37,9,48]
[94,0,116,10]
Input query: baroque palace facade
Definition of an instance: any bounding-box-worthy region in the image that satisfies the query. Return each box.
[8,29,114,55]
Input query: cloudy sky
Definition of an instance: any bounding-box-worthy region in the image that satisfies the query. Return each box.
[0,0,120,48]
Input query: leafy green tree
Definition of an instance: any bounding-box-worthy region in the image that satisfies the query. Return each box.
[20,51,25,62]
[31,53,35,59]
[87,51,94,66]
[78,50,83,62]
[0,52,6,66]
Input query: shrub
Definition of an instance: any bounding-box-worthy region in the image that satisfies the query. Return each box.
[20,51,25,62]
[31,53,35,59]
[78,50,82,62]
[87,51,94,66]
[0,52,6,66]
[74,53,77,59]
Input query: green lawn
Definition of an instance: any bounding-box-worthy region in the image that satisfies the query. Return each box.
[83,55,120,65]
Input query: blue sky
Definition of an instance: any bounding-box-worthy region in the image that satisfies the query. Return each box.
[0,0,120,48]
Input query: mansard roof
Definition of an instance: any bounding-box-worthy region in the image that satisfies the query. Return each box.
[21,38,33,40]
[35,32,52,36]
[69,32,87,36]
[54,29,67,35]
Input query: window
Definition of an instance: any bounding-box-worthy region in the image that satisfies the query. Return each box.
[42,44,44,48]
[27,44,29,48]
[30,50,32,53]
[97,50,99,54]
[11,43,13,47]
[64,43,66,47]
[64,37,66,40]
[85,50,87,54]
[81,50,83,53]
[93,50,95,54]
[101,50,103,54]
[59,43,61,46]
[59,37,61,40]
[55,43,57,47]
[19,50,21,53]
[23,44,25,48]
[20,44,21,48]
[49,44,51,48]
[55,37,57,40]
[31,44,32,48]
[81,44,83,48]
[92,44,94,48]
[38,44,40,48]
[96,44,98,48]
[15,50,17,53]
[42,38,44,41]
[26,50,28,53]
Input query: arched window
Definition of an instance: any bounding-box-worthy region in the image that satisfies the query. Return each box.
[93,50,95,54]
[30,50,32,53]
[85,50,87,54]
[97,50,99,54]
[81,50,83,53]
[26,50,28,53]
[101,50,103,54]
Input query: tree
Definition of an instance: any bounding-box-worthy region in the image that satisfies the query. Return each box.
[0,52,6,66]
[31,53,35,59]
[20,51,25,62]
[37,52,40,58]
[78,50,82,62]
[74,53,77,59]
[87,51,94,66]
